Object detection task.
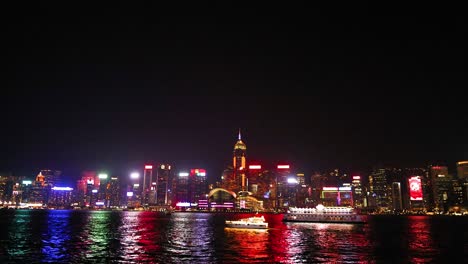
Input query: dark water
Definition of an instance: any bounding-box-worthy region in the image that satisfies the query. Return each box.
[0,210,467,263]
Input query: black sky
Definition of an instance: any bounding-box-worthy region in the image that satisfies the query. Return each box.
[3,3,467,182]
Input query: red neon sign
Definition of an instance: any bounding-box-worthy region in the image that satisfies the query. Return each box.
[277,165,290,169]
[190,169,206,176]
[144,165,153,169]
[408,176,423,201]
[249,165,261,170]
[353,176,361,180]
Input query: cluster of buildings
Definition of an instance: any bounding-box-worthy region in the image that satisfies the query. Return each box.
[1,131,467,214]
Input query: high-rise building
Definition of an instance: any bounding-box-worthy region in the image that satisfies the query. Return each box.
[456,161,468,205]
[174,171,189,207]
[190,169,208,206]
[310,172,327,205]
[392,182,403,212]
[0,174,25,205]
[369,168,390,210]
[173,169,207,210]
[296,173,305,186]
[97,173,109,207]
[142,165,154,205]
[0,175,13,204]
[457,161,468,181]
[320,185,353,207]
[451,179,465,206]
[233,129,247,193]
[155,164,172,206]
[40,169,62,187]
[352,175,364,208]
[220,166,235,191]
[247,165,262,195]
[247,165,276,210]
[284,171,300,207]
[107,177,120,208]
[295,173,311,208]
[275,164,291,209]
[30,171,47,205]
[48,187,73,208]
[429,165,451,212]
[19,179,34,204]
[128,171,141,208]
[76,171,100,207]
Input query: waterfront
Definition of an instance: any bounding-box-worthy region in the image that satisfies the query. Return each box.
[0,210,467,263]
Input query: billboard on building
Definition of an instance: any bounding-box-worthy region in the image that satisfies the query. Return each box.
[408,176,423,201]
[190,169,206,176]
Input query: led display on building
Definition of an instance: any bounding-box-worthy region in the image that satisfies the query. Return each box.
[408,176,423,201]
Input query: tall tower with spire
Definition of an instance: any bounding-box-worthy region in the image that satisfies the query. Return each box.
[233,129,247,192]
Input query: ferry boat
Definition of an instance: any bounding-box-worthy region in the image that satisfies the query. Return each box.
[283,204,367,224]
[225,215,269,229]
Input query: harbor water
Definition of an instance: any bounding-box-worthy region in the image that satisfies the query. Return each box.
[0,210,467,263]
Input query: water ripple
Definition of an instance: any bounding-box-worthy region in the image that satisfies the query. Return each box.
[0,211,467,263]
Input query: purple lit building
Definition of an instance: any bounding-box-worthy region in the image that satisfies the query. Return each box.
[48,187,73,208]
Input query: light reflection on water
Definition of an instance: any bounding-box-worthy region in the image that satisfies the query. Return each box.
[166,212,217,263]
[407,216,436,263]
[41,210,72,262]
[279,222,370,263]
[0,210,467,263]
[224,227,270,263]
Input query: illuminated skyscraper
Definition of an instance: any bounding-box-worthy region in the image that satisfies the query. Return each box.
[40,169,62,187]
[173,169,207,210]
[30,171,47,205]
[247,165,262,195]
[142,165,154,206]
[0,174,25,205]
[174,171,189,206]
[190,169,208,205]
[97,173,109,207]
[352,175,364,208]
[276,164,291,209]
[155,164,172,206]
[429,165,451,212]
[296,173,305,185]
[456,161,468,205]
[107,177,120,208]
[48,187,73,208]
[392,182,403,211]
[233,129,247,192]
[457,161,468,181]
[76,171,99,207]
[369,168,390,210]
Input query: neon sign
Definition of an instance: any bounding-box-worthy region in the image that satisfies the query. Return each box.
[408,176,423,201]
[51,187,73,191]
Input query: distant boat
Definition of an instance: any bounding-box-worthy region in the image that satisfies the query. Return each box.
[283,204,367,224]
[225,215,269,229]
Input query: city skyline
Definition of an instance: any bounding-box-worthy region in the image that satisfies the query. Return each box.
[1,129,466,186]
[3,3,466,181]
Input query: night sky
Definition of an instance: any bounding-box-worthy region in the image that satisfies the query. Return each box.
[3,3,467,183]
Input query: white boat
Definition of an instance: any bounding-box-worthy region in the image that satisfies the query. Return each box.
[225,215,269,229]
[283,204,367,224]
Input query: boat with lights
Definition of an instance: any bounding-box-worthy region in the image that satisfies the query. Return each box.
[283,204,367,223]
[225,215,269,229]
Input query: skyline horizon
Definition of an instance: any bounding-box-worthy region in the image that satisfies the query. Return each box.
[2,128,465,184]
